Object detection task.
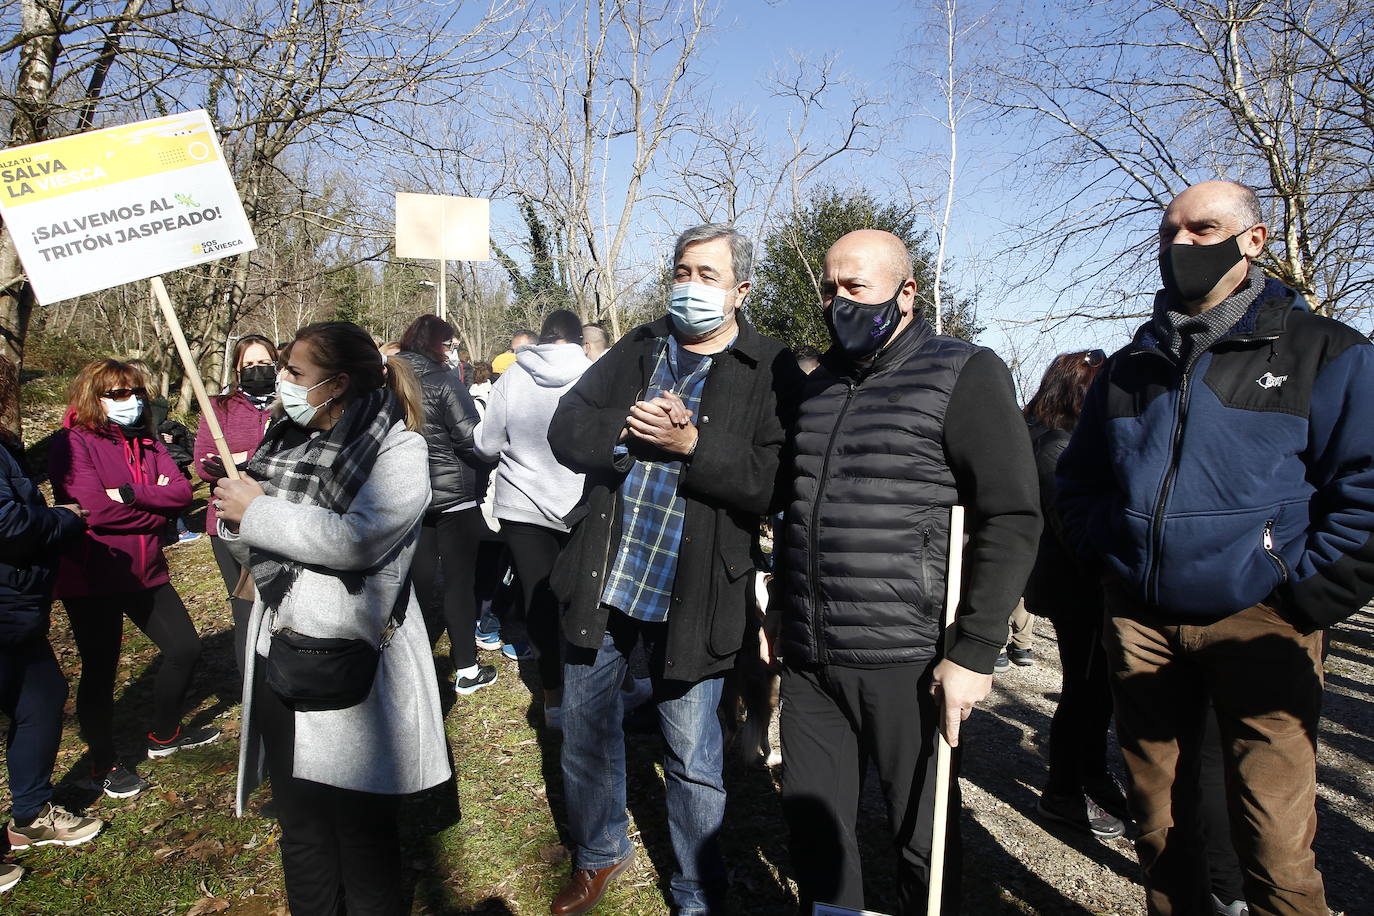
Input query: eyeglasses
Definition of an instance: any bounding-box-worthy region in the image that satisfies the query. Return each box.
[1083,349,1106,367]
[100,387,147,399]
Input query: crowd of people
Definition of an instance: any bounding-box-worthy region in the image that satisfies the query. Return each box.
[1,179,1369,916]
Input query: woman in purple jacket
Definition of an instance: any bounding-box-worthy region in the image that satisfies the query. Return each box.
[48,360,220,800]
[194,335,277,679]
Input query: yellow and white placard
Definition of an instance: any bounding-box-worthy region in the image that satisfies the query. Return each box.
[0,109,256,303]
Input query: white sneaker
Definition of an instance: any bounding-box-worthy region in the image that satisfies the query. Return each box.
[0,863,22,893]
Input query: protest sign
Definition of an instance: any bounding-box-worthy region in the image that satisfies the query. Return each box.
[0,109,256,304]
[395,192,489,318]
[394,192,490,261]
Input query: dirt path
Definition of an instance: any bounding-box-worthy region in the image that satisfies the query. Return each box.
[945,611,1373,915]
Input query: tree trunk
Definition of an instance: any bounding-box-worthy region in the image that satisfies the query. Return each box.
[0,0,62,440]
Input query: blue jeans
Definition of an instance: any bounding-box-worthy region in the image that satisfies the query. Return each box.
[561,611,727,915]
[0,636,68,822]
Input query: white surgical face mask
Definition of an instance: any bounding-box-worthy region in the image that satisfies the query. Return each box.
[101,396,143,427]
[669,282,730,337]
[277,374,338,427]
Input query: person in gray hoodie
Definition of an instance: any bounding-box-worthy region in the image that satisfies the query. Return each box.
[476,309,590,727]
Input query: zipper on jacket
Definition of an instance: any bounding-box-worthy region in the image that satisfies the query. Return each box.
[1148,370,1192,603]
[918,525,932,613]
[1262,518,1289,583]
[808,380,857,665]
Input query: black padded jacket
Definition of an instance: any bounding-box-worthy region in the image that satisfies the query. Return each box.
[393,350,487,513]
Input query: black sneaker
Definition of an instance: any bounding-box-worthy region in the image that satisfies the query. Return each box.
[454,664,497,695]
[1037,791,1125,839]
[994,652,1010,672]
[1008,647,1034,667]
[146,725,222,759]
[100,765,152,799]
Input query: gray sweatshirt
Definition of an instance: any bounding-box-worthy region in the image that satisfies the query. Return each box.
[475,342,590,531]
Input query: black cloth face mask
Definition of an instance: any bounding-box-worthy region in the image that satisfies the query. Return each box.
[239,364,277,397]
[1159,233,1246,305]
[825,284,905,360]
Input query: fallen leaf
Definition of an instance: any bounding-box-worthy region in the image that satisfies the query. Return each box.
[186,838,224,861]
[185,898,229,916]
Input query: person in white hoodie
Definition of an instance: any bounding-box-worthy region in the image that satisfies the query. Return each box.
[475,310,590,727]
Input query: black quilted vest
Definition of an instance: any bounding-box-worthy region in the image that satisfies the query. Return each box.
[779,319,977,666]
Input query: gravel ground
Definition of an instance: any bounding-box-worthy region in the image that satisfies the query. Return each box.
[923,608,1374,915]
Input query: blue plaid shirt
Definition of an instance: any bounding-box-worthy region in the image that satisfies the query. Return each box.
[600,334,722,622]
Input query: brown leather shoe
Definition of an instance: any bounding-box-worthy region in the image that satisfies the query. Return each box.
[550,852,635,915]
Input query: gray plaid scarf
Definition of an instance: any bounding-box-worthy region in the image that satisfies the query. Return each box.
[244,388,403,608]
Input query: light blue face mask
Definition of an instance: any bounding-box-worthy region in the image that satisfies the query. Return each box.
[669,281,731,337]
[101,396,143,427]
[277,374,338,427]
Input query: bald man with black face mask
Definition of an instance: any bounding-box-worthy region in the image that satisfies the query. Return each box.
[774,229,1041,915]
[1058,179,1374,915]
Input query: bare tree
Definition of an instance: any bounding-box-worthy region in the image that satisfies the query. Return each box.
[1,0,172,436]
[907,0,987,334]
[493,0,712,339]
[988,0,1374,324]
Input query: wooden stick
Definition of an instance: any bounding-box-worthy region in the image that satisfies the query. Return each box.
[148,276,239,480]
[150,276,255,601]
[927,504,965,916]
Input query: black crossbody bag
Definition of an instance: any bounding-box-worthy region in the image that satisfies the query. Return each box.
[265,572,410,712]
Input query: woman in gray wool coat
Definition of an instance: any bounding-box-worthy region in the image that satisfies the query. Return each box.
[214,321,450,916]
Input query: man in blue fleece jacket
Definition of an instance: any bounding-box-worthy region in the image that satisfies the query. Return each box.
[1057,180,1374,916]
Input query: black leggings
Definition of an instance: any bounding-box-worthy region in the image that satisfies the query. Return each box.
[63,584,202,769]
[1043,605,1116,797]
[412,507,487,670]
[502,520,569,692]
[210,535,254,682]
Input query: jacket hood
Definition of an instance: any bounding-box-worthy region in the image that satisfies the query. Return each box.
[515,342,590,387]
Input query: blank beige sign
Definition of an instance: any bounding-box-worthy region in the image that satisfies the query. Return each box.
[394,192,490,260]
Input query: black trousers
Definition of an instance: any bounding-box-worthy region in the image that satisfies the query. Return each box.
[780,662,961,916]
[501,520,569,691]
[254,663,403,916]
[63,583,202,769]
[1193,704,1247,904]
[1043,606,1116,797]
[0,636,68,821]
[412,507,486,670]
[210,535,254,682]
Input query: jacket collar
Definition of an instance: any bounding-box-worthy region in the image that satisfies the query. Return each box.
[394,348,444,377]
[823,314,935,380]
[1128,278,1303,358]
[632,313,764,365]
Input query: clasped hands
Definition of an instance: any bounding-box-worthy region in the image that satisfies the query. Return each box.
[624,390,698,455]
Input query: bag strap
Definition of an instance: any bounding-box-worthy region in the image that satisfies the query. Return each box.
[378,569,411,650]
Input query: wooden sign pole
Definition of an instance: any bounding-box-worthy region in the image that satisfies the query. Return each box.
[927,504,965,916]
[149,275,240,481]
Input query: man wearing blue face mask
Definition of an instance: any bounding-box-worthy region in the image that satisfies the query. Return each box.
[775,229,1041,915]
[1057,180,1374,915]
[547,224,802,916]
